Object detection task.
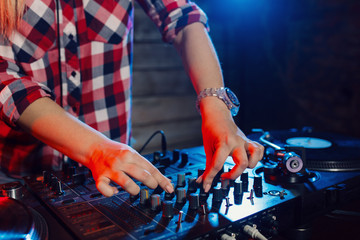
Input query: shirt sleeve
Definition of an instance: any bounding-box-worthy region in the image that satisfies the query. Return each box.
[136,0,209,43]
[0,39,54,129]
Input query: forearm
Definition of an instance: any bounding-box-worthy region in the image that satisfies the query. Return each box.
[173,22,232,116]
[173,22,224,93]
[17,97,107,166]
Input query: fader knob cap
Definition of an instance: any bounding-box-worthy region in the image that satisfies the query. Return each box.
[221,178,230,190]
[153,151,162,163]
[140,188,150,206]
[187,178,197,193]
[254,175,262,188]
[176,188,186,204]
[172,149,181,163]
[240,172,249,183]
[234,179,243,195]
[212,186,223,202]
[164,183,175,200]
[177,174,186,188]
[189,193,200,210]
[53,180,64,195]
[178,152,189,168]
[162,201,174,218]
[151,194,161,211]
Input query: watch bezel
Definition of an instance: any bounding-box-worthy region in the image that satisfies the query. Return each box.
[225,88,240,107]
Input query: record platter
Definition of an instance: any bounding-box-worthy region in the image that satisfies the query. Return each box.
[250,128,360,171]
[0,194,48,240]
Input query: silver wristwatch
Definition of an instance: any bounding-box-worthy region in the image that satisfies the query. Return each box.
[196,87,240,116]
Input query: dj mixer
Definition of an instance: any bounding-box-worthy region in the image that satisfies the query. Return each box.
[1,128,360,240]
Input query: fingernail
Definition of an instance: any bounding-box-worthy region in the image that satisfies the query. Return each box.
[165,184,174,193]
[204,183,211,193]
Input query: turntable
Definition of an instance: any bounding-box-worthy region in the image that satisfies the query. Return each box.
[250,127,360,171]
[0,195,48,240]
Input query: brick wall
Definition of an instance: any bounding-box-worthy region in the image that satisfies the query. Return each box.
[131,3,202,154]
[131,0,360,154]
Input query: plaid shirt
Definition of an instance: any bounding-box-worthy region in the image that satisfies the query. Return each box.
[0,0,207,176]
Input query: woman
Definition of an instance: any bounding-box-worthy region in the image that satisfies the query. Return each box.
[0,0,263,196]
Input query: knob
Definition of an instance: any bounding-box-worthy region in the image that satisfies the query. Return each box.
[199,186,209,203]
[214,167,224,185]
[241,172,249,192]
[177,174,186,188]
[140,188,150,206]
[172,149,181,163]
[153,151,162,164]
[1,182,23,199]
[254,175,262,188]
[162,201,174,218]
[189,193,200,210]
[164,184,175,200]
[187,177,197,194]
[284,152,303,173]
[176,188,186,204]
[240,172,248,183]
[178,152,189,168]
[72,173,86,185]
[212,186,223,202]
[53,180,64,195]
[159,156,171,166]
[49,176,58,190]
[130,193,139,202]
[151,194,161,211]
[43,171,52,185]
[221,178,230,190]
[234,179,243,195]
[253,175,263,197]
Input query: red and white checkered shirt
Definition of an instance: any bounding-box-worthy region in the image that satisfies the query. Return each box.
[0,0,207,176]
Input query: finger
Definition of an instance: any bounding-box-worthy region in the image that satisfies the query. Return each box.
[196,144,213,184]
[203,142,214,170]
[202,146,229,192]
[129,154,174,193]
[109,171,140,196]
[96,176,119,197]
[196,175,203,184]
[246,141,264,168]
[221,147,248,180]
[122,162,158,190]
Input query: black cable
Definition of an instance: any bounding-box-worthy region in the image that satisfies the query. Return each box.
[138,130,167,156]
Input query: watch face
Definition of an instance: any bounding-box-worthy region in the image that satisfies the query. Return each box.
[225,88,240,107]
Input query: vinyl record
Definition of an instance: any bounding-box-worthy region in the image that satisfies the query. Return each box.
[249,129,360,171]
[0,197,48,240]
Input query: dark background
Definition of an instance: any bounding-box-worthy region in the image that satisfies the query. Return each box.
[196,0,360,137]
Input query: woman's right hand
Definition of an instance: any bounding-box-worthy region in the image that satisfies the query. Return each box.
[86,140,174,197]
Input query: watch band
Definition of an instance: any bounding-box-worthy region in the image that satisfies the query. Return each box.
[196,87,240,116]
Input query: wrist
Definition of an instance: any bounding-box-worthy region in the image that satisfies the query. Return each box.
[199,97,232,118]
[196,87,240,116]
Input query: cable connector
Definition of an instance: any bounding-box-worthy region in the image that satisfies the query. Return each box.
[243,225,268,240]
[220,232,236,240]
